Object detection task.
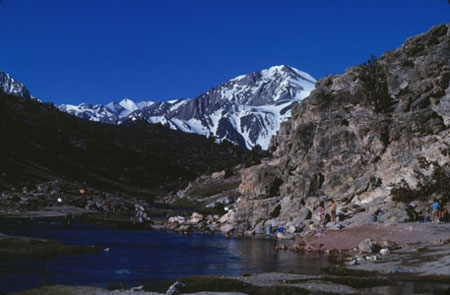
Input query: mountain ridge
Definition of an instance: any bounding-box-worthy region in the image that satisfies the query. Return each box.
[59,65,316,149]
[0,70,33,99]
[0,91,248,193]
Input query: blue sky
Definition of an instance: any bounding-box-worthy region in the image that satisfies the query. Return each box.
[0,0,449,104]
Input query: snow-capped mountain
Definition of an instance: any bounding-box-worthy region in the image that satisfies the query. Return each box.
[0,70,33,99]
[59,98,140,124]
[59,65,316,149]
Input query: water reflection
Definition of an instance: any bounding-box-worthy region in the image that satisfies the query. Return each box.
[229,236,329,274]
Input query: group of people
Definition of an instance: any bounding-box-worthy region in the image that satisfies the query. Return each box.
[316,199,337,227]
[315,198,448,226]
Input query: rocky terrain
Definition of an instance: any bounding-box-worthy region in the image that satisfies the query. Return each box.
[3,23,450,295]
[13,269,450,295]
[59,65,316,149]
[216,24,450,235]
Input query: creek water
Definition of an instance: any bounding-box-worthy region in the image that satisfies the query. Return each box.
[1,218,449,295]
[0,218,329,293]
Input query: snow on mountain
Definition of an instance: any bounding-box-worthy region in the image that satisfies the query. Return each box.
[118,98,139,115]
[60,98,147,123]
[58,65,316,149]
[0,70,33,99]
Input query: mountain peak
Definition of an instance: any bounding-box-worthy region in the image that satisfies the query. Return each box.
[58,65,317,150]
[119,98,139,111]
[0,70,33,99]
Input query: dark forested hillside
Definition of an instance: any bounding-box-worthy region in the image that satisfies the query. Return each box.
[0,92,248,193]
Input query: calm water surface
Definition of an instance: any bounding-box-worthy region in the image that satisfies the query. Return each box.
[0,218,328,293]
[1,218,448,295]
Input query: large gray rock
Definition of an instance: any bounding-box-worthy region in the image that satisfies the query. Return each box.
[223,24,450,233]
[359,239,381,254]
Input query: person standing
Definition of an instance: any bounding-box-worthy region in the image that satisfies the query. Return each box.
[432,199,439,222]
[330,200,337,222]
[317,202,325,227]
[438,199,445,222]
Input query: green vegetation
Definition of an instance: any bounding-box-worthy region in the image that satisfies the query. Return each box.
[171,276,312,295]
[0,235,100,257]
[0,92,248,193]
[391,164,450,203]
[360,55,393,113]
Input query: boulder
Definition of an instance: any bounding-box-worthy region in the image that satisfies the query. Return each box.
[205,195,233,208]
[358,239,381,254]
[178,224,193,234]
[189,212,204,224]
[166,281,185,295]
[287,225,297,234]
[220,223,235,233]
[168,216,187,227]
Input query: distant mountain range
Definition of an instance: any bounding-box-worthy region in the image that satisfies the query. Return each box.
[59,65,316,149]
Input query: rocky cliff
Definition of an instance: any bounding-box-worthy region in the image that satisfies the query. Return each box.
[221,24,450,233]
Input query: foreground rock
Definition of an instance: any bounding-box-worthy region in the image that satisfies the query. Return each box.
[358,239,381,254]
[12,270,450,295]
[12,285,248,295]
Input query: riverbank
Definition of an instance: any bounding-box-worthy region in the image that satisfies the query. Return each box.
[2,196,450,294]
[2,206,450,277]
[282,222,450,276]
[0,233,100,257]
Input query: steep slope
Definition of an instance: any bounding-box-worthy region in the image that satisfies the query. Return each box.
[220,24,450,233]
[0,70,33,99]
[0,91,248,193]
[59,65,316,149]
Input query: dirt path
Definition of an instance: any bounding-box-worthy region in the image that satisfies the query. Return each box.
[300,223,450,250]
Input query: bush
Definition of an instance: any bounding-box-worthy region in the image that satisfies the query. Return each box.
[391,165,450,203]
[360,55,393,113]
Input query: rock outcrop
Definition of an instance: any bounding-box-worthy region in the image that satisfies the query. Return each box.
[221,24,450,233]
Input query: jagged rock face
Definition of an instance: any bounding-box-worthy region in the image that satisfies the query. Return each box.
[0,70,33,99]
[59,65,316,149]
[224,24,450,233]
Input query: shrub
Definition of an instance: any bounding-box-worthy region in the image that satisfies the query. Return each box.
[360,55,393,113]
